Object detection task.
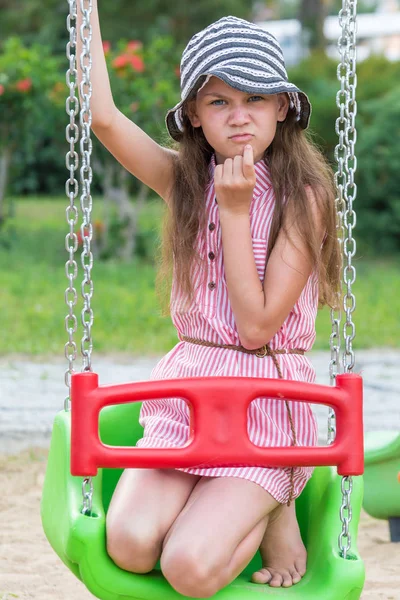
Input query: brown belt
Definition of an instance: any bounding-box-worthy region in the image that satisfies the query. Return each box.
[180,335,305,379]
[180,334,304,506]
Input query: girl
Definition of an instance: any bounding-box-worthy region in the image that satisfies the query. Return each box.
[83,9,340,597]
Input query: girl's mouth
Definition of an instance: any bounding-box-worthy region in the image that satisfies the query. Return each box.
[229,134,253,142]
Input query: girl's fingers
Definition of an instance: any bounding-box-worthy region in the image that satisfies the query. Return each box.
[214,163,223,184]
[223,157,233,179]
[233,155,243,178]
[242,145,255,181]
[215,150,255,185]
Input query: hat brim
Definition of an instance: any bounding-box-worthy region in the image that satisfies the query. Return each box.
[165,72,312,142]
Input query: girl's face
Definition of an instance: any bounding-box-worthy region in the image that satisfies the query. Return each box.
[187,76,289,165]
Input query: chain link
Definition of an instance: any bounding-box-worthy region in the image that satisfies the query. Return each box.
[82,477,94,515]
[333,0,358,559]
[64,0,80,410]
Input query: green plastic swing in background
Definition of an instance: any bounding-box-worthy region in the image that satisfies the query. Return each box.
[41,400,365,600]
[363,431,400,540]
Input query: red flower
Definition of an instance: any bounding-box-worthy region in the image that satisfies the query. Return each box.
[0,84,4,96]
[130,101,140,113]
[129,55,145,73]
[103,41,111,55]
[126,40,143,52]
[112,54,130,69]
[112,54,145,73]
[174,65,181,78]
[16,78,32,92]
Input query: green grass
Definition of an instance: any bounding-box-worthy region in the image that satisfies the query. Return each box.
[1,196,399,356]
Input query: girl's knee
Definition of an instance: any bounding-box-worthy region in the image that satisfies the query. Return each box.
[106,517,162,573]
[161,545,221,598]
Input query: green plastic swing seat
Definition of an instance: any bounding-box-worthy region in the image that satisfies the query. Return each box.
[41,402,365,600]
[363,431,400,520]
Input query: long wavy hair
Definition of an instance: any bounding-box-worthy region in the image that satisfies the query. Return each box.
[155,99,341,318]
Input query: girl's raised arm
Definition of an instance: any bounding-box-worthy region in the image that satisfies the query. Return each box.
[76,0,176,202]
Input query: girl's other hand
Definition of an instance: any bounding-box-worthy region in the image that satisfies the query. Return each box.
[214,145,256,217]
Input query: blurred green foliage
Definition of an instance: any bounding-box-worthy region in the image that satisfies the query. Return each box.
[288,51,400,255]
[1,33,400,254]
[0,0,253,53]
[0,37,63,188]
[356,85,400,254]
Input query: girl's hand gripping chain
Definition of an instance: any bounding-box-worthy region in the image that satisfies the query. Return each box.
[214,145,256,216]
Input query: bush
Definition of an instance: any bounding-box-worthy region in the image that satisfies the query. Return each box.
[0,37,63,194]
[288,51,400,255]
[288,50,344,156]
[356,85,400,254]
[288,51,400,158]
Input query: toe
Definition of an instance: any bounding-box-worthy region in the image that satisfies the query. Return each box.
[290,569,302,584]
[295,558,307,577]
[268,571,284,587]
[251,568,272,584]
[281,571,293,587]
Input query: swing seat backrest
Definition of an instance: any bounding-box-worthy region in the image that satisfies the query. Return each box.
[70,372,364,477]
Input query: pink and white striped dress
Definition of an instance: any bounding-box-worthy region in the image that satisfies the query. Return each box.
[136,153,318,504]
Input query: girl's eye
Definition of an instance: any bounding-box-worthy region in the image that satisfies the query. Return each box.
[210,96,264,106]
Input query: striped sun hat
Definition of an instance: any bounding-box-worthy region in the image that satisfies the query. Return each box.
[165,15,312,141]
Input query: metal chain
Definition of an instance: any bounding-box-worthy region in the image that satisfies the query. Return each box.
[64,0,80,411]
[334,0,358,559]
[338,476,353,557]
[328,151,345,443]
[340,2,358,376]
[65,0,94,514]
[79,0,94,374]
[78,0,94,515]
[82,477,94,515]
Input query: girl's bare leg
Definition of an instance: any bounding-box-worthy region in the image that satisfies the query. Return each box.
[251,501,307,587]
[106,468,201,573]
[160,476,280,598]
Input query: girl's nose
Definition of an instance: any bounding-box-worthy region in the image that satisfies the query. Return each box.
[228,106,251,125]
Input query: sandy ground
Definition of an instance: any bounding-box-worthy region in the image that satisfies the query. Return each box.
[0,448,399,600]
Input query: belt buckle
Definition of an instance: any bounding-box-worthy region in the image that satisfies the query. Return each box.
[255,344,268,358]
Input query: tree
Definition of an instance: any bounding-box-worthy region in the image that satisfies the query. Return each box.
[298,0,331,51]
[355,85,400,254]
[0,0,253,52]
[0,37,62,225]
[298,0,380,52]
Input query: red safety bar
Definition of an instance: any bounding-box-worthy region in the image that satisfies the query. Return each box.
[70,372,363,477]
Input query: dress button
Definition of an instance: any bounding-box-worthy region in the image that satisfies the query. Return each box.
[208,251,215,260]
[208,281,216,290]
[209,222,215,231]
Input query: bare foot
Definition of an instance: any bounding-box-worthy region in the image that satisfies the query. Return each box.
[251,501,307,587]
